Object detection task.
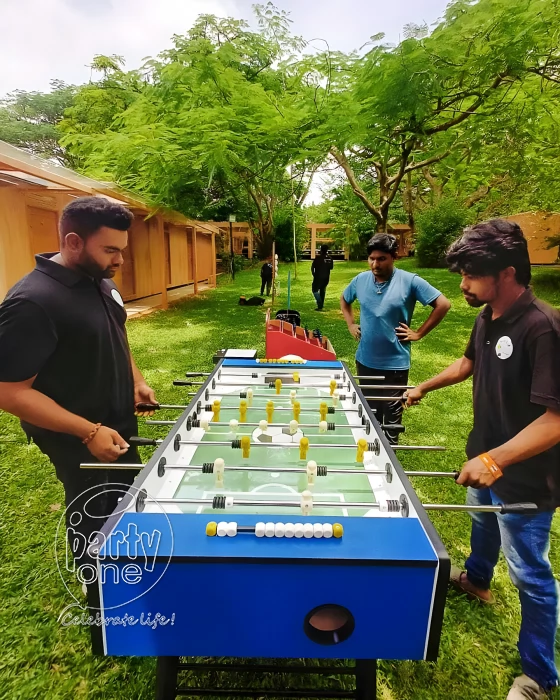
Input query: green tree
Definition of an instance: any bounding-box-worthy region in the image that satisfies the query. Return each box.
[416,198,472,267]
[316,0,560,230]
[60,7,317,257]
[0,80,76,164]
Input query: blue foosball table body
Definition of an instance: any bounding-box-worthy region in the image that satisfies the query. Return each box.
[89,358,450,663]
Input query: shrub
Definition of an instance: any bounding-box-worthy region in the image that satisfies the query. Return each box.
[416,199,472,267]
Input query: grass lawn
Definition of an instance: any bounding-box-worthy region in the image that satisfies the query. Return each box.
[0,258,559,699]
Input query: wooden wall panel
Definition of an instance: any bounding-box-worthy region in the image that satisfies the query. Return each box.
[0,188,34,298]
[130,218,153,298]
[196,232,214,281]
[168,224,190,286]
[27,206,59,255]
[186,229,194,281]
[506,213,560,264]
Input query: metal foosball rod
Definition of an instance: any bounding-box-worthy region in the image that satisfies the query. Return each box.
[357,385,415,390]
[128,435,444,453]
[80,459,458,481]
[137,401,367,415]
[143,418,403,433]
[133,489,539,517]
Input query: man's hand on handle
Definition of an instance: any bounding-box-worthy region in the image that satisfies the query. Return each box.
[134,382,158,417]
[404,387,426,406]
[87,426,129,462]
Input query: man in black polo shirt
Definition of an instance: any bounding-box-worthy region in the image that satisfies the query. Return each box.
[0,197,156,571]
[405,220,560,700]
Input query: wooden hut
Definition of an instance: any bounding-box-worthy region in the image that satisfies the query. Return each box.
[504,212,560,264]
[215,222,254,258]
[0,140,217,314]
[304,223,348,260]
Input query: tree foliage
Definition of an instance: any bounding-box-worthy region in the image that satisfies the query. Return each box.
[416,198,472,267]
[0,80,77,164]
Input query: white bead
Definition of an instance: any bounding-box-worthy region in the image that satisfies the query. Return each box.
[225,496,234,508]
[255,522,265,537]
[200,418,209,431]
[227,522,237,537]
[284,523,295,538]
[265,522,275,537]
[289,419,299,435]
[294,523,305,538]
[290,390,297,403]
[379,500,388,512]
[214,458,225,475]
[319,420,328,434]
[332,391,339,407]
[246,388,253,406]
[229,419,239,433]
[303,523,314,538]
[274,523,285,537]
[259,419,268,432]
[313,523,323,538]
[217,521,228,537]
[323,523,333,538]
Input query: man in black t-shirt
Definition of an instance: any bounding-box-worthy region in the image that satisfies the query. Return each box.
[0,197,157,573]
[405,220,560,700]
[260,260,273,296]
[311,244,334,310]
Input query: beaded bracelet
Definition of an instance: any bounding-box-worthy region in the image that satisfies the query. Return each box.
[82,423,102,445]
[478,452,503,480]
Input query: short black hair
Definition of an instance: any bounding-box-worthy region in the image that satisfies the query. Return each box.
[319,244,329,255]
[366,233,398,257]
[446,219,531,286]
[60,196,133,241]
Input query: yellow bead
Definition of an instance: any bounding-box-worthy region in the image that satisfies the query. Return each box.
[275,378,282,395]
[329,379,337,396]
[319,401,328,421]
[293,400,301,421]
[293,372,300,382]
[206,521,218,537]
[333,523,344,538]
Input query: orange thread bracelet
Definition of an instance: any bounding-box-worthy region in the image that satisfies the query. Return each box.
[83,423,102,445]
[478,452,503,480]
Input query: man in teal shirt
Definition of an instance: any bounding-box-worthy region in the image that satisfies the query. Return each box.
[341,233,450,442]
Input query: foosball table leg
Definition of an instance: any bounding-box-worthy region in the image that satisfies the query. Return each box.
[155,656,179,700]
[354,659,377,700]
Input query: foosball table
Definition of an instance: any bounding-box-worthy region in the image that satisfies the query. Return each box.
[82,354,531,699]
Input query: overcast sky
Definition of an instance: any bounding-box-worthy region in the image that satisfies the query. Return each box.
[0,0,451,97]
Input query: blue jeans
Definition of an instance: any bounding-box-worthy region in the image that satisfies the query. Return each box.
[465,487,558,690]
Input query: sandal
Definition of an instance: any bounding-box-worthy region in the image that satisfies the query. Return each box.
[449,565,495,604]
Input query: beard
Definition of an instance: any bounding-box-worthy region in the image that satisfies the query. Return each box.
[463,293,485,308]
[77,252,117,280]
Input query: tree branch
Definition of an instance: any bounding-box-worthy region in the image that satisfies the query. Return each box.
[330,146,381,221]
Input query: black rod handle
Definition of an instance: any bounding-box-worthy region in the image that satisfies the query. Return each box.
[136,402,161,412]
[500,502,538,514]
[128,436,158,446]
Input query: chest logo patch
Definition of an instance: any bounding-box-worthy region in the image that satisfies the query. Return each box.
[111,288,124,307]
[495,335,513,360]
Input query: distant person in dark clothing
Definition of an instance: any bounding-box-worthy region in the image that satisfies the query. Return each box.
[311,244,334,310]
[260,260,273,296]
